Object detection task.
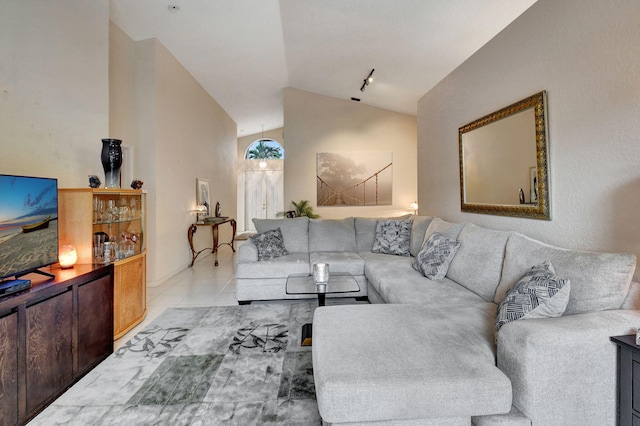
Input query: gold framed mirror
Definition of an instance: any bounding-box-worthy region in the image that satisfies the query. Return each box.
[459,91,550,220]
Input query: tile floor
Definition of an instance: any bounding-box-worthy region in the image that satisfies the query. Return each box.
[114,244,364,351]
[115,247,239,350]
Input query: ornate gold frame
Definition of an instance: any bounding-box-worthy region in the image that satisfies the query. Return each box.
[459,91,550,220]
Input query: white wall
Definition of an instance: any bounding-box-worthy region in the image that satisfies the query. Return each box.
[0,1,109,185]
[110,28,238,285]
[418,0,640,280]
[284,88,418,219]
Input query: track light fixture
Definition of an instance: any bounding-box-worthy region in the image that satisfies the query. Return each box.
[360,69,375,92]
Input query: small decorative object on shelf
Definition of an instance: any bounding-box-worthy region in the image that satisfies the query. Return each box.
[215,201,221,217]
[519,188,525,204]
[101,138,123,188]
[88,175,101,188]
[131,179,143,189]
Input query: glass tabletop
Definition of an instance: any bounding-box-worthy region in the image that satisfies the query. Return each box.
[286,273,360,295]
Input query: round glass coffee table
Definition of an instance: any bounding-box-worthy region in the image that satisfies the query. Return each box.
[286,272,360,345]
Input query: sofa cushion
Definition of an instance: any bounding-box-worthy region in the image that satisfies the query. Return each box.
[361,252,488,306]
[621,281,640,310]
[447,223,511,302]
[371,218,413,256]
[235,252,310,279]
[253,217,309,253]
[354,217,377,252]
[309,218,357,252]
[495,233,637,315]
[313,303,512,424]
[413,232,461,280]
[495,261,570,338]
[310,252,365,276]
[248,228,288,261]
[409,215,434,257]
[423,217,466,242]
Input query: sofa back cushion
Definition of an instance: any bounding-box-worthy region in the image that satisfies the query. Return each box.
[423,218,466,242]
[253,217,309,253]
[409,215,434,257]
[495,233,637,315]
[354,217,378,252]
[621,281,640,310]
[309,218,357,252]
[446,223,511,302]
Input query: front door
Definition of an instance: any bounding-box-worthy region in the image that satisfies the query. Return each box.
[244,170,284,231]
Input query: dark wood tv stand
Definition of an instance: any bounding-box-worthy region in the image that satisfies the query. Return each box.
[0,264,114,425]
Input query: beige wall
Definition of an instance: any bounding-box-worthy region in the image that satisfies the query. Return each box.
[110,28,238,285]
[0,1,109,185]
[418,0,640,280]
[283,88,418,219]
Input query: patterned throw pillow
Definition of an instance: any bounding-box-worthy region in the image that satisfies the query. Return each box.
[412,232,461,280]
[495,261,571,339]
[249,228,289,261]
[371,219,413,256]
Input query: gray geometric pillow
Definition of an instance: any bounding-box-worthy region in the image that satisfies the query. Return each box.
[495,261,571,339]
[412,232,461,280]
[249,228,289,261]
[371,219,413,256]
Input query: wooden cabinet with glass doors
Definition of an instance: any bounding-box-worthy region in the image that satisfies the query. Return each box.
[58,188,146,339]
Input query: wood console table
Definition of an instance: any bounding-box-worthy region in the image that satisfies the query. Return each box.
[188,218,236,267]
[0,264,113,425]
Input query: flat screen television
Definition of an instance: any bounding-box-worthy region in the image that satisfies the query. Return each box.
[0,174,58,281]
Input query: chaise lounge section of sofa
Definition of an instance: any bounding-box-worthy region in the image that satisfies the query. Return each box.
[235,215,639,425]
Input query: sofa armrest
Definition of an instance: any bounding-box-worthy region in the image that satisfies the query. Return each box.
[235,240,258,264]
[498,309,640,426]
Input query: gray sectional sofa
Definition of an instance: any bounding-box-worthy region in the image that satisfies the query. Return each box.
[234,216,640,425]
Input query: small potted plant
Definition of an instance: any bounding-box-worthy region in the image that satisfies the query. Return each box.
[279,200,319,218]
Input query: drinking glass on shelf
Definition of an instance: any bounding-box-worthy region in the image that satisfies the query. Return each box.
[93,233,106,263]
[120,239,135,258]
[110,235,120,259]
[93,196,100,223]
[120,205,130,221]
[130,198,138,220]
[106,200,114,222]
[103,242,112,263]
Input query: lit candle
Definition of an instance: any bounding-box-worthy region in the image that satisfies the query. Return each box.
[59,245,77,268]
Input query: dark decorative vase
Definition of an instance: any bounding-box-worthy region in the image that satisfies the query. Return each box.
[101,139,123,188]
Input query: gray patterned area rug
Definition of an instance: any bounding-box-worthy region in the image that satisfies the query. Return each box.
[31,303,321,425]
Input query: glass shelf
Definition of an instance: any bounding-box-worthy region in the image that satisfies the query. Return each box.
[91,191,145,264]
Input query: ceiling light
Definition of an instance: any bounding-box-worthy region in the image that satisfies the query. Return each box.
[360,69,375,92]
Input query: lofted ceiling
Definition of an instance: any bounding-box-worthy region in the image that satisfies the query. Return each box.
[110,0,537,137]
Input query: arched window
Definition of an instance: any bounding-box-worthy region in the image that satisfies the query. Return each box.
[244,139,284,160]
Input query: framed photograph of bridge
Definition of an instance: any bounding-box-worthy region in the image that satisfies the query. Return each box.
[316,151,393,206]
